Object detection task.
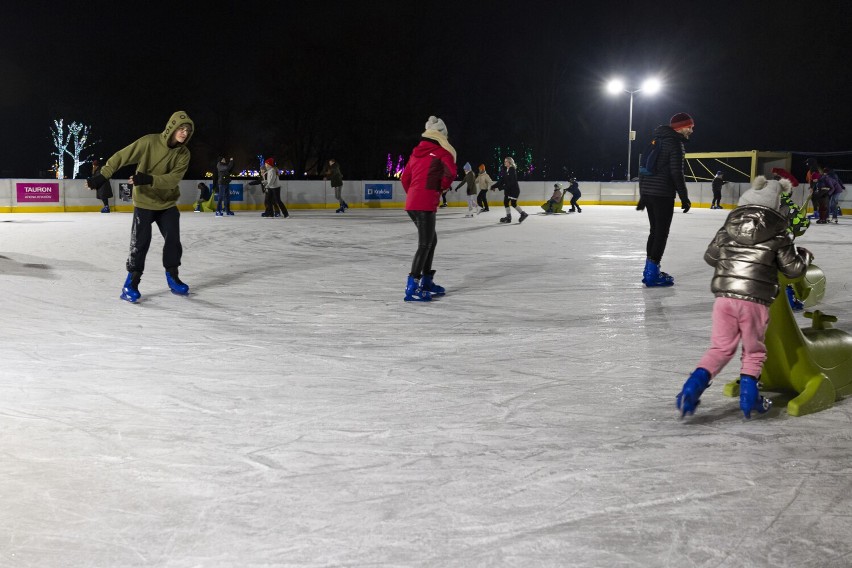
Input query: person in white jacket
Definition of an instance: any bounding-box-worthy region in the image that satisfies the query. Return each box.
[261,157,289,218]
[474,164,493,213]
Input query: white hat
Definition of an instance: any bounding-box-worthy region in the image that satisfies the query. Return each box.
[738,176,790,211]
[425,115,447,136]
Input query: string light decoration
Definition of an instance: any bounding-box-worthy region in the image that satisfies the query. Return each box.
[50,119,69,179]
[394,155,405,178]
[385,153,407,178]
[492,144,537,179]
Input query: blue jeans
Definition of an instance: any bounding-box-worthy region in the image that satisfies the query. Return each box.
[217,184,231,212]
[829,193,841,218]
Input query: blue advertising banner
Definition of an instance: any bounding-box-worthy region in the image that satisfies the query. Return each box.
[365,183,392,200]
[228,183,244,202]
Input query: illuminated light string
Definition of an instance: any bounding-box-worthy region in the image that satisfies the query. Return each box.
[492,144,536,177]
[386,153,407,178]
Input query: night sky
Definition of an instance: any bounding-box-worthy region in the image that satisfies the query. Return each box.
[2,0,850,181]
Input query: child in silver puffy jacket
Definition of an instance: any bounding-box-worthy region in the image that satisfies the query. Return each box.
[677,176,812,419]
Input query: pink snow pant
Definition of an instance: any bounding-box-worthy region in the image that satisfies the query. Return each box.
[697,297,770,378]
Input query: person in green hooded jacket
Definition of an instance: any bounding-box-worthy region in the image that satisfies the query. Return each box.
[87,111,194,303]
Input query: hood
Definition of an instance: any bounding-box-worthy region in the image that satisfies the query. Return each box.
[420,130,457,161]
[651,124,687,141]
[725,205,789,246]
[161,110,194,145]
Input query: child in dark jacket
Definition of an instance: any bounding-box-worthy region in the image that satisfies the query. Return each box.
[194,182,212,212]
[566,178,582,212]
[677,176,812,419]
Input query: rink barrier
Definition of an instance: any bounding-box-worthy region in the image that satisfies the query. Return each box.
[0,178,839,213]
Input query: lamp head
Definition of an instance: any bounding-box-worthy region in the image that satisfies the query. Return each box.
[641,78,661,94]
[606,78,625,94]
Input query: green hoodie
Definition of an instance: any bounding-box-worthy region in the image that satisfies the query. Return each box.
[100,111,195,210]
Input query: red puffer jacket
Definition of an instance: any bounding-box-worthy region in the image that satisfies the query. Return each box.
[401,138,456,212]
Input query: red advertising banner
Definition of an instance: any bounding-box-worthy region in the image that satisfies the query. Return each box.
[16,182,60,203]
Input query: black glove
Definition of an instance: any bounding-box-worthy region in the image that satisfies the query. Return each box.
[132,172,154,186]
[682,199,691,213]
[87,173,106,190]
[635,198,645,211]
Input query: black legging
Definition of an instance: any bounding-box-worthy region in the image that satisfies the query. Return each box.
[127,206,182,274]
[408,210,437,278]
[643,195,675,264]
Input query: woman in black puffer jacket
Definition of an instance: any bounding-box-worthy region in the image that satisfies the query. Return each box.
[637,112,694,286]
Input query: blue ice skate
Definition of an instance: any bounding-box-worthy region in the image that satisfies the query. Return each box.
[786,285,804,312]
[739,375,771,419]
[420,270,445,296]
[120,272,142,303]
[165,268,189,296]
[676,368,711,417]
[404,275,432,302]
[642,258,674,287]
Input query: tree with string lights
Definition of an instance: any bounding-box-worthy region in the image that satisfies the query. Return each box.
[66,122,97,179]
[49,119,97,179]
[50,119,70,179]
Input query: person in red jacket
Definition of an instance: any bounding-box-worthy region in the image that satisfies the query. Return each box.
[400,115,457,301]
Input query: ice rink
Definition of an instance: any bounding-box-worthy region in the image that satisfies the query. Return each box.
[2,205,851,567]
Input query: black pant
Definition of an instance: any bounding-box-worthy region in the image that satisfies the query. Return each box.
[127,206,182,274]
[408,210,437,278]
[712,188,721,207]
[644,195,674,264]
[264,187,289,216]
[476,189,489,209]
[272,187,288,216]
[569,195,581,211]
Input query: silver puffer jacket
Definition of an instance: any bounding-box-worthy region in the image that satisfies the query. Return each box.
[704,205,811,306]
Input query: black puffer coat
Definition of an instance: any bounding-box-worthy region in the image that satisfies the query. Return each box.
[638,125,689,202]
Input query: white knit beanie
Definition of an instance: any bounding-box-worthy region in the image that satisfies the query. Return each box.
[738,176,789,211]
[425,115,448,136]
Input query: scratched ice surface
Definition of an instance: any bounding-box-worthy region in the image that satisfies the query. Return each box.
[1,207,851,567]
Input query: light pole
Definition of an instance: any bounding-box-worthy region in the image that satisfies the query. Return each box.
[607,77,661,180]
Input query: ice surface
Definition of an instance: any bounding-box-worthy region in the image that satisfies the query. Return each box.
[1,207,851,567]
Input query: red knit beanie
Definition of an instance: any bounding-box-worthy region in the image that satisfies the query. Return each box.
[264,157,275,166]
[670,112,694,130]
